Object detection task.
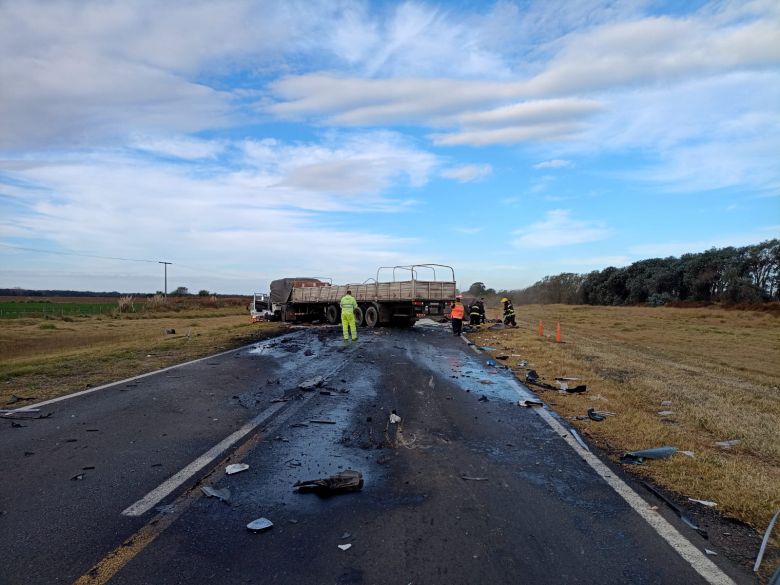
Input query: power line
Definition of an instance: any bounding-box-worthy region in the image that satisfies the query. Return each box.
[0,242,158,264]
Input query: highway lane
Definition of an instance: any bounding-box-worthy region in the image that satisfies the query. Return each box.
[0,323,752,584]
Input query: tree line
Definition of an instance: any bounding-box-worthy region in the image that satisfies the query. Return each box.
[471,239,780,306]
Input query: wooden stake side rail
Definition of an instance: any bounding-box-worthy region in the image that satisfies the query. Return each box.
[291,280,456,303]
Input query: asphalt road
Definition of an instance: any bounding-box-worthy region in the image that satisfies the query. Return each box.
[0,322,754,584]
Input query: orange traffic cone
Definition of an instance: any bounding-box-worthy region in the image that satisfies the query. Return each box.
[555,322,562,343]
[538,320,544,336]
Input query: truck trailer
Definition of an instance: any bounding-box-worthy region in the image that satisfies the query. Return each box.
[268,264,457,327]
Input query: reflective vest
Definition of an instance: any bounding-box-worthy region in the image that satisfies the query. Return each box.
[503,302,515,316]
[451,302,465,319]
[340,294,358,315]
[469,304,481,316]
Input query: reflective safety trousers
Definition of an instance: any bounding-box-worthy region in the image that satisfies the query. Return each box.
[342,311,357,340]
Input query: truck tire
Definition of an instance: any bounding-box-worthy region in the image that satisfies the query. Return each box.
[364,305,379,327]
[325,304,339,325]
[353,306,364,327]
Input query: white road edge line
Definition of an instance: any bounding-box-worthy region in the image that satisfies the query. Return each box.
[460,334,735,585]
[122,400,287,517]
[5,342,262,413]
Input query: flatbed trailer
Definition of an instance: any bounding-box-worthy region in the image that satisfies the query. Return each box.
[269,264,456,327]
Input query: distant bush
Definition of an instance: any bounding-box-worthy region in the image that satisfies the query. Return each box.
[117,295,135,313]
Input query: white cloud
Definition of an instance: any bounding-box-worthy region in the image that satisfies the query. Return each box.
[131,136,226,160]
[512,209,609,248]
[442,164,492,183]
[535,159,571,169]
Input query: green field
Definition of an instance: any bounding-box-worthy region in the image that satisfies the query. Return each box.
[0,301,133,318]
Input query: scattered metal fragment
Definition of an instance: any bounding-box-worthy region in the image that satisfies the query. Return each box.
[294,469,363,494]
[641,482,707,538]
[389,413,401,424]
[201,486,231,503]
[71,473,85,481]
[715,439,740,449]
[290,422,309,428]
[621,446,677,464]
[565,384,587,394]
[82,466,95,470]
[754,509,780,573]
[246,518,273,532]
[555,377,580,381]
[587,408,605,422]
[517,360,529,368]
[526,370,555,390]
[518,399,543,408]
[478,346,496,351]
[688,498,717,507]
[338,544,352,551]
[569,428,589,451]
[496,355,508,360]
[461,476,488,481]
[298,376,325,391]
[226,464,249,475]
[309,419,336,425]
[486,359,497,367]
[705,549,717,556]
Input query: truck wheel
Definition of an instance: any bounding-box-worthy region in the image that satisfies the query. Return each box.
[353,306,364,327]
[325,304,339,324]
[364,305,379,327]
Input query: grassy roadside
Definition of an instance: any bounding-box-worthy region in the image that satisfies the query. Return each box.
[472,304,780,551]
[0,309,284,405]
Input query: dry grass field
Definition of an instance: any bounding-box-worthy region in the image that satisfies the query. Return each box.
[473,304,780,550]
[0,305,283,405]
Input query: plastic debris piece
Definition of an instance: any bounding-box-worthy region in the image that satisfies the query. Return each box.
[660,400,672,406]
[688,498,717,507]
[705,549,717,556]
[294,470,363,494]
[621,446,677,463]
[518,360,529,368]
[486,359,496,367]
[681,450,695,458]
[478,346,496,351]
[641,482,707,538]
[201,486,231,503]
[570,428,589,451]
[754,509,780,573]
[519,399,543,408]
[715,439,740,449]
[226,463,249,475]
[657,410,674,416]
[461,476,488,481]
[71,473,85,481]
[298,376,325,391]
[338,544,352,551]
[389,413,401,424]
[246,518,273,532]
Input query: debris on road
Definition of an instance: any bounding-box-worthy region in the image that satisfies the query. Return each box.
[271,398,290,403]
[688,498,717,507]
[294,470,364,494]
[479,380,495,385]
[525,370,555,390]
[389,413,402,424]
[478,395,489,402]
[461,476,488,481]
[338,544,352,551]
[587,408,606,421]
[478,346,496,351]
[754,509,780,574]
[705,549,718,556]
[299,376,325,391]
[565,384,587,393]
[71,473,85,481]
[660,400,672,407]
[309,419,337,425]
[201,486,231,503]
[642,482,707,538]
[496,355,508,360]
[657,410,674,416]
[246,518,273,532]
[570,428,589,451]
[517,360,529,367]
[518,399,543,407]
[486,359,497,367]
[621,446,677,464]
[226,463,249,475]
[681,450,695,458]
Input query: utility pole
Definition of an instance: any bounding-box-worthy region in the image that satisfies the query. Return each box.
[159,261,172,300]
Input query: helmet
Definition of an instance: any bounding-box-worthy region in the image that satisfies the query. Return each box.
[500,297,508,302]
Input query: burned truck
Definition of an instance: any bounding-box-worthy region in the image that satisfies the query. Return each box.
[269,264,456,327]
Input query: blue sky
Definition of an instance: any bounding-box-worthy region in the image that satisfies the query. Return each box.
[1,0,778,294]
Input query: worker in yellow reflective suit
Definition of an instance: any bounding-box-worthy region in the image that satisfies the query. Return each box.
[340,290,358,342]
